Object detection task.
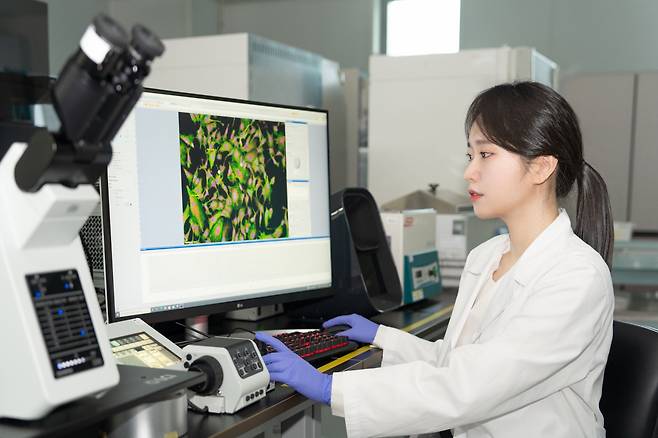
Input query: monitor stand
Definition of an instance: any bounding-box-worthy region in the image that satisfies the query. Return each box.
[225,304,284,321]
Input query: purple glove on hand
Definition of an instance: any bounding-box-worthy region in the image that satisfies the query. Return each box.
[255,332,332,405]
[322,313,380,344]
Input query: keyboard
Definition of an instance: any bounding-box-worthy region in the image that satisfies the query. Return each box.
[255,329,359,363]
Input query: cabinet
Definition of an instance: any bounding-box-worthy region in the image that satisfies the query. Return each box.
[562,73,658,231]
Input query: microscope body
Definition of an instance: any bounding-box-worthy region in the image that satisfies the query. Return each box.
[0,142,117,420]
[0,14,164,420]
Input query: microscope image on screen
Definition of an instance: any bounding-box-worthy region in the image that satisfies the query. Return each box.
[178,113,289,244]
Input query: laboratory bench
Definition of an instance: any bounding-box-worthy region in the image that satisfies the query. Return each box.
[186,295,454,438]
[0,295,454,438]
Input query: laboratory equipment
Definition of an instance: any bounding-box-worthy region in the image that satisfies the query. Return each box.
[103,89,333,323]
[562,73,658,232]
[611,240,658,287]
[382,189,505,287]
[288,188,402,320]
[108,318,184,369]
[0,14,163,420]
[341,68,369,188]
[182,337,270,414]
[108,318,274,415]
[381,209,442,304]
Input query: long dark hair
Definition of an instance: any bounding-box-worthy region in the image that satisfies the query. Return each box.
[464,81,613,267]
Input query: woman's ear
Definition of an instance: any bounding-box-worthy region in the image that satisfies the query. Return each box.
[530,155,558,186]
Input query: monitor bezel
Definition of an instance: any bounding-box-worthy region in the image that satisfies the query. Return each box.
[102,87,334,324]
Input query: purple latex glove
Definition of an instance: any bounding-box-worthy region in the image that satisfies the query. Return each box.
[255,332,332,405]
[322,313,380,344]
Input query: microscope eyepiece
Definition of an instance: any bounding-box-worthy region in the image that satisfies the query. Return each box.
[92,14,129,50]
[131,25,165,61]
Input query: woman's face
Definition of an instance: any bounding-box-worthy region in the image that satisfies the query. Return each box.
[463,123,534,220]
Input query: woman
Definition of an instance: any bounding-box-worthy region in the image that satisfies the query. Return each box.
[256,81,615,438]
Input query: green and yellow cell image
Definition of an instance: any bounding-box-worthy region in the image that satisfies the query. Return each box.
[179,112,289,244]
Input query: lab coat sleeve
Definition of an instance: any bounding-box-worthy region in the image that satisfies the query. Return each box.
[373,325,444,367]
[330,256,613,438]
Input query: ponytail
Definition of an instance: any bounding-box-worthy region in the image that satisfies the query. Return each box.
[574,162,614,268]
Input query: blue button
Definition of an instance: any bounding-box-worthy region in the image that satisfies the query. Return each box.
[34,291,42,299]
[57,308,64,316]
[80,329,87,336]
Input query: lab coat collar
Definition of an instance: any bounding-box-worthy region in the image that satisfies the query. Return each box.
[465,209,573,287]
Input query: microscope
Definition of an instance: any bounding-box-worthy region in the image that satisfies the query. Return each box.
[0,15,163,420]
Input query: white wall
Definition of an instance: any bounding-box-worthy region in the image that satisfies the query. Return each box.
[43,0,221,75]
[218,0,378,72]
[461,0,658,75]
[43,0,378,76]
[43,0,110,74]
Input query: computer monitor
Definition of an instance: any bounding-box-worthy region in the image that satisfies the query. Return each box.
[102,89,332,323]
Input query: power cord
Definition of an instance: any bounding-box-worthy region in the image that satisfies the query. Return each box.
[187,399,209,415]
[175,321,211,339]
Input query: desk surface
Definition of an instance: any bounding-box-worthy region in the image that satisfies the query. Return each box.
[188,297,454,438]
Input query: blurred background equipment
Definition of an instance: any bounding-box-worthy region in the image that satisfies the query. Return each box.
[382,187,505,288]
[380,208,442,305]
[367,47,558,205]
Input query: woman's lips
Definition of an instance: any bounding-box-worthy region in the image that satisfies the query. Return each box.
[468,190,483,201]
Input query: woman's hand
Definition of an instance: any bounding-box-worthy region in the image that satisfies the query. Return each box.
[255,332,333,405]
[322,313,380,344]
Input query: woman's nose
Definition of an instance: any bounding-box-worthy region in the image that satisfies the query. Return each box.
[464,160,479,182]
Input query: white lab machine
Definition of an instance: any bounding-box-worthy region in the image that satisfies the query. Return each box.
[368,47,558,205]
[108,318,272,415]
[0,144,119,420]
[182,337,271,415]
[0,14,164,420]
[382,189,506,287]
[380,209,442,304]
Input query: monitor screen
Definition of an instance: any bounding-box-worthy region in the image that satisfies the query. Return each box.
[103,89,332,322]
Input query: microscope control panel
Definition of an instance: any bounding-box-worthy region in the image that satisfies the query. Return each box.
[27,269,104,378]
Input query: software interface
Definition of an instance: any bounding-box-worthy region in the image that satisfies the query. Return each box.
[106,91,331,319]
[111,332,179,368]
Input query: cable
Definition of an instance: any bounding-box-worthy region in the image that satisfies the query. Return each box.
[175,321,211,339]
[187,399,209,415]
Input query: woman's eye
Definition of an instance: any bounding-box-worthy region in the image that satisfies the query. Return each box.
[480,152,493,159]
[465,153,473,161]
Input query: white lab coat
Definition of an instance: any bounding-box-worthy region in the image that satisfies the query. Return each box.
[331,210,614,438]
